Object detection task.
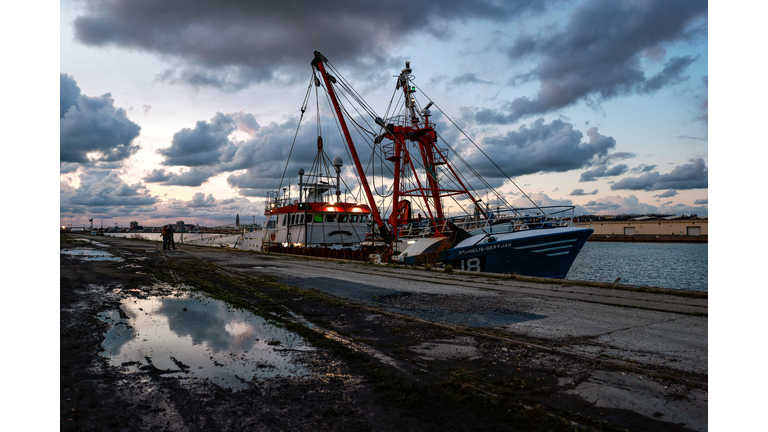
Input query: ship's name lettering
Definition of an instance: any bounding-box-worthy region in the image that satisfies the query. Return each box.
[473,243,512,253]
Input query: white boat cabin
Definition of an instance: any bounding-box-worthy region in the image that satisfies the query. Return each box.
[238,156,374,251]
[259,201,371,248]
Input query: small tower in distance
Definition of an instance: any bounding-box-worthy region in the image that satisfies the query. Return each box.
[236,213,240,228]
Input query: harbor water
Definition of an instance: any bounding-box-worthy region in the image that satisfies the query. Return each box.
[566,242,708,292]
[104,232,240,246]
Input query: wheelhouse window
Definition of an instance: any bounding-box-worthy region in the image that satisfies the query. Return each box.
[281,215,287,226]
[350,215,359,223]
[339,214,349,223]
[299,214,305,224]
[359,215,369,223]
[325,214,336,223]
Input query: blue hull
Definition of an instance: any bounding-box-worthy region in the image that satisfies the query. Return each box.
[405,228,593,278]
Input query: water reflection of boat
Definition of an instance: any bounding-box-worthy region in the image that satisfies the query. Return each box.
[240,52,592,277]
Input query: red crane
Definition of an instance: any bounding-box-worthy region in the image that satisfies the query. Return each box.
[311,51,483,242]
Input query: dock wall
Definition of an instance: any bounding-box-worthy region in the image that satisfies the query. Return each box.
[574,219,707,237]
[587,234,707,243]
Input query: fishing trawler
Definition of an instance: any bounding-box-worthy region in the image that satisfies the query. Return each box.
[238,51,592,277]
[236,144,373,252]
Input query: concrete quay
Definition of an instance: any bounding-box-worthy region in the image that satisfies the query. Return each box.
[183,245,708,376]
[67,234,708,431]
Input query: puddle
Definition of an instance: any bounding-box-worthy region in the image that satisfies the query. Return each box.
[61,248,123,261]
[98,290,314,390]
[79,238,109,247]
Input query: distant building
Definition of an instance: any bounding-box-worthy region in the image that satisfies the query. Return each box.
[130,221,139,229]
[574,215,707,236]
[236,214,240,228]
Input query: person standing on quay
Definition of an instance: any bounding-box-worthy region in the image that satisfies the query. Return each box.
[161,225,170,250]
[167,225,176,250]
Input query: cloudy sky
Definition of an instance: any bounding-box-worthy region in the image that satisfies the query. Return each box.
[58,0,711,228]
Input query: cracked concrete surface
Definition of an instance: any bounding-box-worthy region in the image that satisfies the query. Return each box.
[563,370,707,431]
[209,254,707,375]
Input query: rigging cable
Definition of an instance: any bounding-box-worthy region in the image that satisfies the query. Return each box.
[276,74,314,196]
[413,83,546,216]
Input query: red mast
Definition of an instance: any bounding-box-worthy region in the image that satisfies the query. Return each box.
[380,61,483,238]
[312,52,387,236]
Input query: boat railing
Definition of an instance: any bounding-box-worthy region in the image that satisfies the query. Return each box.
[265,190,294,212]
[383,115,434,129]
[394,206,576,239]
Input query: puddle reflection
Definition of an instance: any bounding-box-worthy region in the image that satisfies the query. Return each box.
[61,248,123,261]
[99,291,314,390]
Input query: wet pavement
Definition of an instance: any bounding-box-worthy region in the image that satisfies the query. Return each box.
[183,246,708,375]
[61,234,708,432]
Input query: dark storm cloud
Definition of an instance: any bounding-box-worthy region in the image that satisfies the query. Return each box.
[451,73,494,85]
[639,55,698,93]
[609,171,660,191]
[606,152,636,161]
[474,0,707,124]
[60,73,80,118]
[582,201,620,210]
[226,170,282,196]
[60,74,141,165]
[694,198,707,205]
[579,164,628,182]
[468,118,616,178]
[60,162,80,174]
[73,0,546,91]
[159,112,237,166]
[187,192,216,208]
[570,188,598,196]
[153,110,355,193]
[143,169,172,183]
[611,158,707,191]
[144,167,218,187]
[655,158,708,190]
[630,164,657,173]
[60,170,159,216]
[654,190,678,198]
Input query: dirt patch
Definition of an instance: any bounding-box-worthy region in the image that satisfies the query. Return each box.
[410,336,482,361]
